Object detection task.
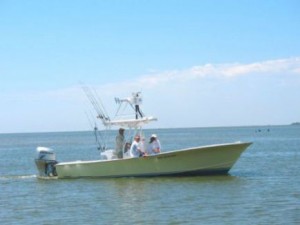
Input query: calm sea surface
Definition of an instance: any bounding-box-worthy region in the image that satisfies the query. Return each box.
[0,126,299,224]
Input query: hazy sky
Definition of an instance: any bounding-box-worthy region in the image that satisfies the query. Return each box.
[0,0,299,133]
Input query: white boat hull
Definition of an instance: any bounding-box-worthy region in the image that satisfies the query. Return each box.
[54,142,252,178]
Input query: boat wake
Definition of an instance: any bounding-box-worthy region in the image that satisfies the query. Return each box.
[0,174,36,180]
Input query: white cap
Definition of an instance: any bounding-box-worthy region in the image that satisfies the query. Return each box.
[151,134,157,138]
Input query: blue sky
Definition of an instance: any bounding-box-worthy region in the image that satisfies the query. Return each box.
[0,0,299,133]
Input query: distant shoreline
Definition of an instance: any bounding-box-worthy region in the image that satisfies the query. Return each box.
[291,122,300,126]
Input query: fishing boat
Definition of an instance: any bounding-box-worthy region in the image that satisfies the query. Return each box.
[34,91,252,178]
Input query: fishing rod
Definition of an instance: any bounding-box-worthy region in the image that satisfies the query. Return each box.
[85,111,106,151]
[81,83,110,125]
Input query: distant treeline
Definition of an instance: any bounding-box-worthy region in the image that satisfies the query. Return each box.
[291,122,300,125]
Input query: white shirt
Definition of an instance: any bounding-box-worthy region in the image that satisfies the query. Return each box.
[130,140,142,157]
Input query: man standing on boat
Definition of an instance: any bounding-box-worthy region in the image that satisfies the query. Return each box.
[115,128,125,158]
[132,92,143,119]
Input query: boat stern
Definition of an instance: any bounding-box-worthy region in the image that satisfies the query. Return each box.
[34,147,58,178]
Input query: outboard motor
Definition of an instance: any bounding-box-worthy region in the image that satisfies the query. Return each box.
[35,147,58,177]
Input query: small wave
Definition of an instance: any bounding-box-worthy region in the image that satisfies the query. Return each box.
[245,151,299,158]
[0,174,36,180]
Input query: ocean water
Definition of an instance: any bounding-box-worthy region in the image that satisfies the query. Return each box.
[0,126,299,224]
